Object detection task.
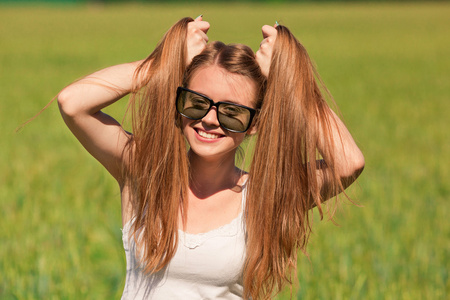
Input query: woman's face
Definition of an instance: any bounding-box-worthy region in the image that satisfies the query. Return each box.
[182,65,257,161]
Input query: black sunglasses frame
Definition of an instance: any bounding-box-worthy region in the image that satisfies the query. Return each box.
[176,87,257,133]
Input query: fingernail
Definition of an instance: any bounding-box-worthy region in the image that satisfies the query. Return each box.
[196,14,203,19]
[275,21,279,26]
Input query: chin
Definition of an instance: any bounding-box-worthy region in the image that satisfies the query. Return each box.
[188,142,239,162]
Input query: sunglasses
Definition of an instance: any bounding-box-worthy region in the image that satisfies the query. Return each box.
[176,87,257,133]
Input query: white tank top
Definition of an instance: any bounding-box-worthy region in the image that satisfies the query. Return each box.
[121,191,247,299]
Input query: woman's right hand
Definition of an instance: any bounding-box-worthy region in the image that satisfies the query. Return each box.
[186,15,210,66]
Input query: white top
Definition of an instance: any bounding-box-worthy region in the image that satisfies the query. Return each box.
[121,191,247,299]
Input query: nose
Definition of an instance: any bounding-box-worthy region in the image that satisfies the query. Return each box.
[201,107,220,128]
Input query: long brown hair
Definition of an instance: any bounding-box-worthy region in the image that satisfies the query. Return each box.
[127,19,346,299]
[244,25,345,299]
[127,18,267,275]
[126,17,192,273]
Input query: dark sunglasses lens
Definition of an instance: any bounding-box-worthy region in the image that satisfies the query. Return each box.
[218,104,251,132]
[177,89,252,132]
[177,90,210,119]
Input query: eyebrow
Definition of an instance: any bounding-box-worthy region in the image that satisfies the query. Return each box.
[191,89,242,105]
[220,99,242,105]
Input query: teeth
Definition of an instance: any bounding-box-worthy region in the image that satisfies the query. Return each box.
[198,130,220,139]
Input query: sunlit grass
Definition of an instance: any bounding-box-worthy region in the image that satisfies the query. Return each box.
[1,2,448,299]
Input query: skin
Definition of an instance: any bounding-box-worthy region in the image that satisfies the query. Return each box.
[180,65,257,233]
[256,24,278,77]
[182,66,257,162]
[57,16,364,231]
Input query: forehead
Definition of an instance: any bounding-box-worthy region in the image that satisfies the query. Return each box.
[187,65,257,107]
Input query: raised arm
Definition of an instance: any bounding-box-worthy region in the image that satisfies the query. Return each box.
[57,61,142,184]
[57,16,210,187]
[316,108,364,199]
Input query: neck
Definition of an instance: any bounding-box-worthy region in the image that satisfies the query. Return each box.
[188,150,241,199]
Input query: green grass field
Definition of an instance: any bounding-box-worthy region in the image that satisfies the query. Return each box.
[1,2,448,299]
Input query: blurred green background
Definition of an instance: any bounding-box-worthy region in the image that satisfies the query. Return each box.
[1,1,448,299]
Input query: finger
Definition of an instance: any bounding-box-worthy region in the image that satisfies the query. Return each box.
[189,19,209,30]
[261,25,277,39]
[193,14,210,33]
[194,20,210,34]
[259,40,271,50]
[259,38,267,48]
[199,30,209,43]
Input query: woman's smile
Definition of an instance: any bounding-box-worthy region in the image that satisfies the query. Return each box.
[196,128,223,140]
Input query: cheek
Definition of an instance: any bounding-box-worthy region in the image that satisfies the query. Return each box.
[181,118,193,135]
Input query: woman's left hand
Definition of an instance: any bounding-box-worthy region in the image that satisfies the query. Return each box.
[255,24,278,77]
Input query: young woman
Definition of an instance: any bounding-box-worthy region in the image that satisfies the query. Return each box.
[57,16,364,300]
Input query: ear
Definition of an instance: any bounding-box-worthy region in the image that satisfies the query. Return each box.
[246,124,257,136]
